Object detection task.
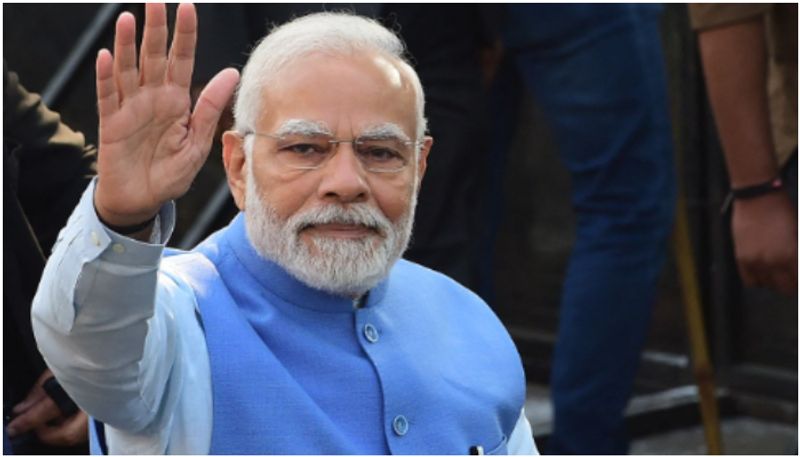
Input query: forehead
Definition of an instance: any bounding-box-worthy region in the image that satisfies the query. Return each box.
[257,51,418,136]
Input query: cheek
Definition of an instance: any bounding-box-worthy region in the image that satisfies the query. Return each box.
[369,177,415,223]
[252,167,317,219]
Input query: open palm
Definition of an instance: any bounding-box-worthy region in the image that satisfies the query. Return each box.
[94,4,239,227]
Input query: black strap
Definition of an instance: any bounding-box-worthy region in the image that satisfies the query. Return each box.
[731,177,784,199]
[96,212,156,235]
[41,376,78,417]
[720,177,785,214]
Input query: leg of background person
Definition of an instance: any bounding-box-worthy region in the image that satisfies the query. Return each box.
[509,5,677,453]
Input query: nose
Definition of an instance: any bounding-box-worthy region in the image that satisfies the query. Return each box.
[317,142,370,203]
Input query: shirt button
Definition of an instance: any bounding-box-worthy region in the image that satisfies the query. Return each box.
[91,231,100,247]
[112,243,125,254]
[363,323,379,343]
[392,415,408,436]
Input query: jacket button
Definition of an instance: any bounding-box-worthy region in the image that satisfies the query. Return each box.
[392,415,408,436]
[363,323,379,343]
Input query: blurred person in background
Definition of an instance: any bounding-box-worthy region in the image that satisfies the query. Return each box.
[4,62,94,454]
[691,3,797,297]
[485,5,677,453]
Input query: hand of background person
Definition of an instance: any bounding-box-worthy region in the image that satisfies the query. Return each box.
[93,3,239,230]
[32,410,89,448]
[731,192,798,296]
[6,369,88,447]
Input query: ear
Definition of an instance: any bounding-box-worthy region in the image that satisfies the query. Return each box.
[415,136,433,187]
[222,130,247,210]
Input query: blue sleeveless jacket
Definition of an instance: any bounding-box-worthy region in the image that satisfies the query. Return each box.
[172,214,524,454]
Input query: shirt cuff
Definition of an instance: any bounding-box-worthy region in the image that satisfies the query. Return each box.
[86,177,176,268]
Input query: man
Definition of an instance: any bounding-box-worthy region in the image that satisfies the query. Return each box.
[188,4,502,290]
[31,4,536,454]
[4,63,92,454]
[487,5,676,453]
[691,4,797,296]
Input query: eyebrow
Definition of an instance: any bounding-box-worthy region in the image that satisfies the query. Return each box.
[273,119,333,137]
[358,123,412,143]
[272,120,413,143]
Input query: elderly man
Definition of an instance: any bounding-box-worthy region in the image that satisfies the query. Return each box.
[31,4,535,454]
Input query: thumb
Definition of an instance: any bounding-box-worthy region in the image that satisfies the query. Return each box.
[190,68,240,153]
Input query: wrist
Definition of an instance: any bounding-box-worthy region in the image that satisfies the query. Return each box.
[96,210,157,235]
[93,191,160,233]
[731,177,784,199]
[721,177,786,214]
[42,376,79,417]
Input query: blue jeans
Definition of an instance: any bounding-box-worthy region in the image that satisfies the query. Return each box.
[501,5,676,453]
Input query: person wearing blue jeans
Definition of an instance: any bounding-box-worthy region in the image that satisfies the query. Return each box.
[493,5,677,453]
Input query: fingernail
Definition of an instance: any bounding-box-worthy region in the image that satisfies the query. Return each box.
[6,426,18,437]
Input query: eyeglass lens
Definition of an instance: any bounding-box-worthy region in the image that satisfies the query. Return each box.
[271,134,411,172]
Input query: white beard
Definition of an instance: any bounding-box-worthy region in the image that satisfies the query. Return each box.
[243,164,417,297]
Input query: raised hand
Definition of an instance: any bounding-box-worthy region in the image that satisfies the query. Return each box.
[94,3,239,228]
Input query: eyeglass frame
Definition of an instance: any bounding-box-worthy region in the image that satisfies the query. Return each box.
[239,128,424,174]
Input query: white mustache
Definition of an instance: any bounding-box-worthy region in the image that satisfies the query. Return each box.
[288,204,391,237]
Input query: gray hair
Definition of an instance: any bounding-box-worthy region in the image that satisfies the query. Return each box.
[233,12,428,142]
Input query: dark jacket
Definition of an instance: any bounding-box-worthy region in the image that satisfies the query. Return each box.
[3,62,96,454]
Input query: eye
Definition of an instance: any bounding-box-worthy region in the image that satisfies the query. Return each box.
[284,143,327,156]
[359,143,407,164]
[365,146,399,161]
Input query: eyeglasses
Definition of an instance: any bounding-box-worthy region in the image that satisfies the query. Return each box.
[244,131,419,174]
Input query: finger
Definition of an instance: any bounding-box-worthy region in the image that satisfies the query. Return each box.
[167,3,197,88]
[737,261,759,289]
[771,270,796,297]
[753,264,775,291]
[767,256,797,296]
[139,3,168,86]
[12,384,47,415]
[113,11,139,99]
[190,68,240,153]
[12,392,45,415]
[96,49,119,118]
[36,412,89,448]
[6,397,61,437]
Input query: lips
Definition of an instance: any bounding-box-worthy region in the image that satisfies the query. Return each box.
[301,223,381,238]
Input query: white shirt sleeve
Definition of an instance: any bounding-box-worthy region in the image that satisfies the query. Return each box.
[31,178,183,433]
[507,408,539,455]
